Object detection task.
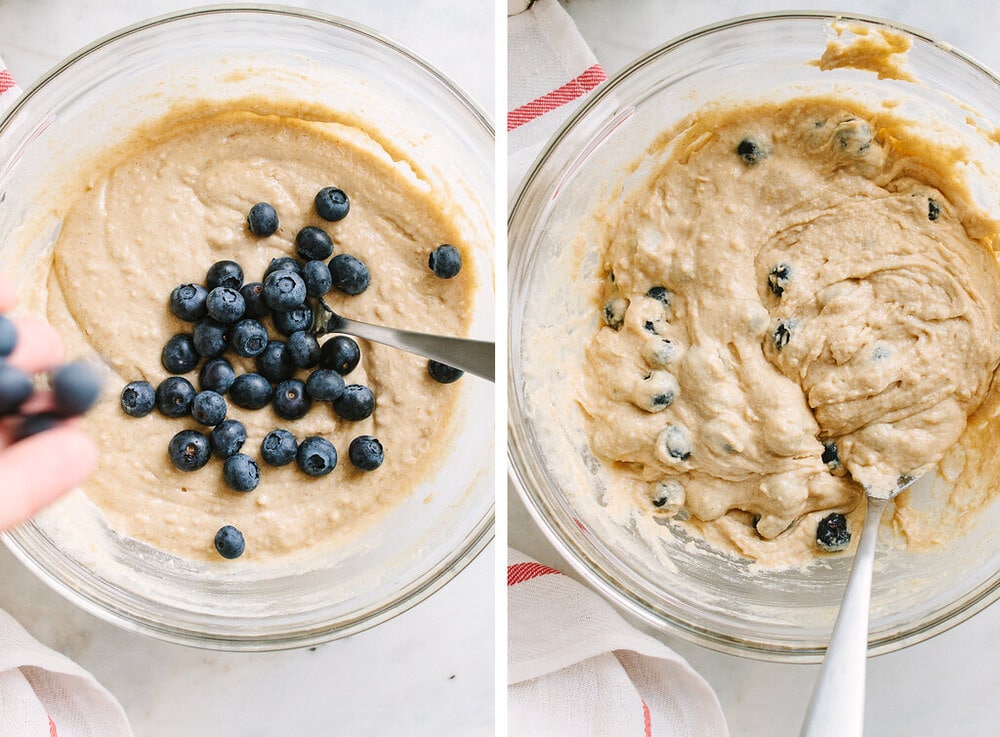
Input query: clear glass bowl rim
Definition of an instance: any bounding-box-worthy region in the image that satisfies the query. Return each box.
[0,3,493,139]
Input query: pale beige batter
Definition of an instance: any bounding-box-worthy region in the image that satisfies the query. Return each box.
[24,100,475,562]
[581,96,1000,564]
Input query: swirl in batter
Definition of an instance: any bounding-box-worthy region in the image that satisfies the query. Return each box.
[582,97,1000,561]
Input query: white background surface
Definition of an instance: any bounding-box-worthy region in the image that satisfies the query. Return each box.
[0,1,494,736]
[510,2,1000,737]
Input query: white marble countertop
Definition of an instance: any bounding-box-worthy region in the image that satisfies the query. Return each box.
[510,2,1000,736]
[0,2,494,736]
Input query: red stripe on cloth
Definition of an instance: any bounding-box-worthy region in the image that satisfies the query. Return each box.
[0,69,16,95]
[507,561,561,586]
[507,64,607,131]
[642,698,652,736]
[48,716,58,737]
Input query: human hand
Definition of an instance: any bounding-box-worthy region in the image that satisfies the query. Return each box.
[0,273,97,530]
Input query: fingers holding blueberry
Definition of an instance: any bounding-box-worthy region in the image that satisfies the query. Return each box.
[0,277,102,530]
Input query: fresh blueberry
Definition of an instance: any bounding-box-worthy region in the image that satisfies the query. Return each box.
[199,358,236,394]
[302,259,332,298]
[646,286,670,307]
[638,370,678,413]
[255,341,296,383]
[305,369,345,402]
[658,425,691,461]
[428,360,463,384]
[263,269,307,311]
[314,187,350,222]
[210,419,246,458]
[329,254,370,295]
[319,336,360,374]
[651,393,674,409]
[768,263,792,297]
[821,440,841,471]
[333,384,375,421]
[296,436,337,476]
[773,319,798,351]
[264,257,303,278]
[206,260,244,291]
[161,333,200,374]
[156,376,196,417]
[240,282,270,320]
[428,244,462,279]
[12,413,61,441]
[261,428,297,466]
[349,435,383,471]
[928,198,941,221]
[120,380,156,417]
[229,373,273,410]
[223,453,260,492]
[192,318,229,358]
[296,226,334,261]
[0,364,33,415]
[247,202,279,237]
[648,479,685,513]
[51,361,102,416]
[168,429,211,472]
[644,338,675,368]
[169,283,209,322]
[833,119,872,155]
[0,314,18,357]
[816,513,851,552]
[206,286,246,324]
[737,138,768,166]
[287,331,320,369]
[214,525,245,559]
[228,319,269,358]
[273,379,311,420]
[191,390,227,426]
[273,306,313,336]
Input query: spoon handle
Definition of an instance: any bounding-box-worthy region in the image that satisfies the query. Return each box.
[325,314,495,382]
[800,495,888,737]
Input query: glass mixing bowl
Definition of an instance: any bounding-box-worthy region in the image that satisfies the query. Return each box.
[0,6,494,650]
[509,12,1000,662]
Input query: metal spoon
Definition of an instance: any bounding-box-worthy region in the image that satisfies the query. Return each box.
[799,474,918,737]
[314,307,494,382]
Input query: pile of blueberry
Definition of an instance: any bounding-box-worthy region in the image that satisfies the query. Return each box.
[119,187,464,560]
[0,315,102,440]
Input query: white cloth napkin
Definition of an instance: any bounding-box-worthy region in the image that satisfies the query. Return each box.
[508,550,730,736]
[507,0,607,195]
[0,55,133,737]
[0,608,132,737]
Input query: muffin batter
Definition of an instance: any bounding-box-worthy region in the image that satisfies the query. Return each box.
[22,100,476,562]
[581,96,1000,563]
